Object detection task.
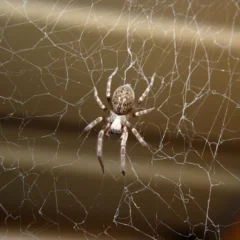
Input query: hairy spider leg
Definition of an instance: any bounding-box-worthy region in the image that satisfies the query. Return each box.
[106,67,118,106]
[133,107,155,117]
[97,129,105,173]
[131,127,150,149]
[83,116,104,132]
[97,123,111,173]
[120,126,128,176]
[137,72,156,104]
[94,87,107,110]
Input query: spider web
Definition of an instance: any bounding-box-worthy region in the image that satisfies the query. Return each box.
[0,0,240,239]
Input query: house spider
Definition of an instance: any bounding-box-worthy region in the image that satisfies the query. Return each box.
[84,67,155,176]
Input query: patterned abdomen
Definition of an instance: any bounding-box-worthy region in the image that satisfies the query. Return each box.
[112,84,135,115]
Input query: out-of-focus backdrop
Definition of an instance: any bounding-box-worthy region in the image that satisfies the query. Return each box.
[0,0,240,239]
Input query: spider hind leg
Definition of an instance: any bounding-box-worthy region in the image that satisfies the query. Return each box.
[97,129,105,173]
[120,127,128,176]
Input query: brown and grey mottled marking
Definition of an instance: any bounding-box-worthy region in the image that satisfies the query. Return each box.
[112,84,135,115]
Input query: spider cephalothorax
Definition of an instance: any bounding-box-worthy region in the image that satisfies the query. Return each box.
[84,67,155,175]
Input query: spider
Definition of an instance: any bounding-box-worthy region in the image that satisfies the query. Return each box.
[84,67,156,176]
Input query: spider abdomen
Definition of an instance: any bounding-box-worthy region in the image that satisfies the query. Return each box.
[112,84,135,115]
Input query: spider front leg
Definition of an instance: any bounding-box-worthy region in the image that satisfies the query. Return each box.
[106,67,118,105]
[137,72,156,104]
[94,87,107,111]
[120,126,128,176]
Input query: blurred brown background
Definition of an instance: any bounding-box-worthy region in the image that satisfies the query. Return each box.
[0,0,240,239]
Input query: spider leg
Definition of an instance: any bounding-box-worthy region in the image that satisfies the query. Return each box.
[97,123,111,174]
[131,127,150,149]
[83,117,104,132]
[137,72,156,104]
[97,129,105,173]
[106,67,118,105]
[133,107,155,117]
[94,87,107,111]
[120,126,128,176]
